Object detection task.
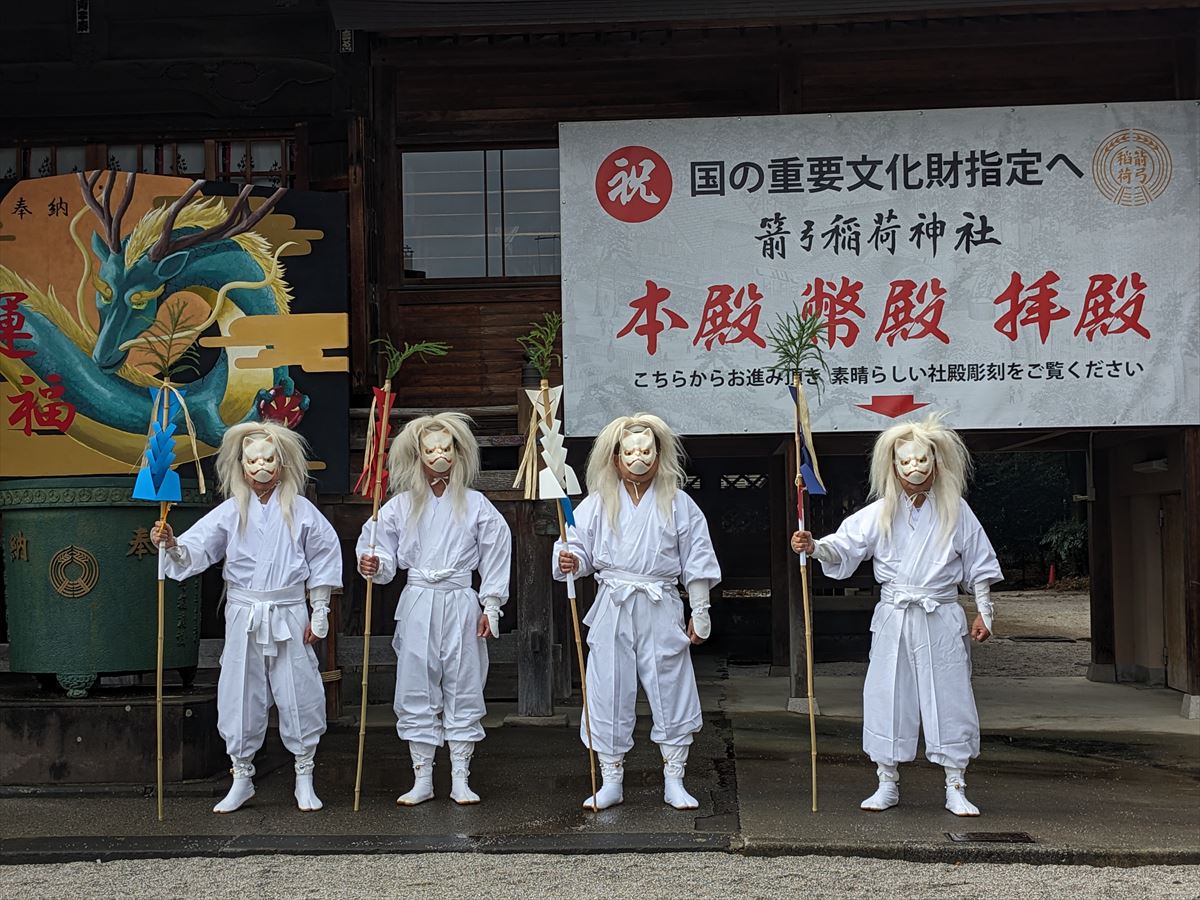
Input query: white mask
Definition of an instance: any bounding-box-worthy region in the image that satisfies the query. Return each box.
[894,437,935,486]
[420,428,455,474]
[619,427,657,477]
[242,434,280,485]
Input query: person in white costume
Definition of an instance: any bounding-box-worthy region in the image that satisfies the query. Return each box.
[791,414,1002,817]
[151,421,341,814]
[357,412,512,806]
[555,413,721,811]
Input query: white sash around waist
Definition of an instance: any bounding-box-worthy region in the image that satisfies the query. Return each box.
[407,568,472,591]
[227,585,306,657]
[595,568,677,605]
[881,583,959,613]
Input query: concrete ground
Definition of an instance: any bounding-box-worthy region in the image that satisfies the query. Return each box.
[2,590,1198,895]
[3,663,1197,867]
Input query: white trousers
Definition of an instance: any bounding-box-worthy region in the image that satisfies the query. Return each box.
[582,579,702,755]
[392,580,488,746]
[863,599,979,769]
[217,587,327,760]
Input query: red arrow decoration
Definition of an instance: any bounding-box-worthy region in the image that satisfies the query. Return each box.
[856,394,929,418]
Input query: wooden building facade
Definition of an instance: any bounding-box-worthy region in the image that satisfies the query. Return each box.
[2,0,1198,716]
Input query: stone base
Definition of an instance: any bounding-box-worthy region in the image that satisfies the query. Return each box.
[503,713,570,727]
[0,686,224,785]
[1181,694,1200,720]
[786,697,822,716]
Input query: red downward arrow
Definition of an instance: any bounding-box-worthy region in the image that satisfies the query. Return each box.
[856,394,930,418]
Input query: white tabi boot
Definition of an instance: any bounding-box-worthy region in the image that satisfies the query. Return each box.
[293,752,322,812]
[583,753,625,810]
[448,740,481,805]
[860,764,900,811]
[396,741,436,806]
[660,744,699,810]
[213,757,255,814]
[944,767,980,817]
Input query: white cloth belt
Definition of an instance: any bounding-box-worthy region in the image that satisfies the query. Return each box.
[595,569,676,606]
[407,568,472,590]
[881,584,958,613]
[227,586,306,657]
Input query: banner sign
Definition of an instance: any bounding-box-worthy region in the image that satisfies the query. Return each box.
[560,101,1199,435]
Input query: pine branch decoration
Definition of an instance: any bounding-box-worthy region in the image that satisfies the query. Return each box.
[765,304,832,397]
[516,312,563,380]
[373,337,452,381]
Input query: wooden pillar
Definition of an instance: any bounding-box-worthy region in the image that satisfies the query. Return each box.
[769,444,790,669]
[1087,441,1117,682]
[515,501,554,716]
[322,589,343,721]
[784,440,811,702]
[1182,426,1200,698]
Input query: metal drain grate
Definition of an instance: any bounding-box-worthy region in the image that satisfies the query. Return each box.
[947,832,1035,843]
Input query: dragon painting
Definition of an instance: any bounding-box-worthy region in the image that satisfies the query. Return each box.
[0,172,308,465]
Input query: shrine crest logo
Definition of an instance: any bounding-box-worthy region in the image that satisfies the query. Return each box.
[595,146,672,223]
[1092,128,1172,207]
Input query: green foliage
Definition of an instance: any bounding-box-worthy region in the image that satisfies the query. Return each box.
[137,297,201,382]
[1041,517,1089,577]
[764,305,831,396]
[516,312,563,379]
[373,337,451,381]
[970,452,1085,585]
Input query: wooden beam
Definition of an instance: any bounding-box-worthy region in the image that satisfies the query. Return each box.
[515,502,555,716]
[769,444,791,668]
[785,440,811,701]
[1182,426,1200,696]
[1087,441,1116,682]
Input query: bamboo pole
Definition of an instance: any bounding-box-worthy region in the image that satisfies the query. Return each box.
[154,383,171,823]
[353,382,391,812]
[540,378,599,812]
[793,372,818,814]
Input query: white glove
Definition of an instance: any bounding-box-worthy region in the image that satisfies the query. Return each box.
[811,539,838,565]
[686,580,712,641]
[163,544,189,566]
[973,581,994,634]
[482,596,503,639]
[309,586,331,639]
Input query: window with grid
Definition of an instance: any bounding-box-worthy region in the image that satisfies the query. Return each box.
[0,146,87,179]
[0,137,298,187]
[401,148,560,280]
[214,138,297,187]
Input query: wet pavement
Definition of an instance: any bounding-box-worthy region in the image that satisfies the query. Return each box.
[2,663,1198,867]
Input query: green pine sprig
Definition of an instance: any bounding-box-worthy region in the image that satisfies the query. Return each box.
[765,304,832,398]
[515,312,563,380]
[373,337,452,381]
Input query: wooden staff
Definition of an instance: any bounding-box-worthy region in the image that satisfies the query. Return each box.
[540,378,599,812]
[154,383,171,823]
[353,381,391,812]
[793,372,818,813]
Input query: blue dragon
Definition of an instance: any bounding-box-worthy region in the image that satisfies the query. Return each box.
[1,172,307,462]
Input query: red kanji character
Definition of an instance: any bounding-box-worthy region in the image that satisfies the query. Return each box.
[993,270,1069,344]
[0,292,35,360]
[801,276,865,348]
[6,374,76,436]
[616,280,688,356]
[1073,273,1150,341]
[874,278,950,346]
[692,283,767,350]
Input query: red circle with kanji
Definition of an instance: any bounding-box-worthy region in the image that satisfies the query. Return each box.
[595,146,672,223]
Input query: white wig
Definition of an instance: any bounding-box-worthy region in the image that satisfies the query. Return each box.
[586,412,687,531]
[387,411,480,525]
[869,412,971,546]
[215,420,310,533]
